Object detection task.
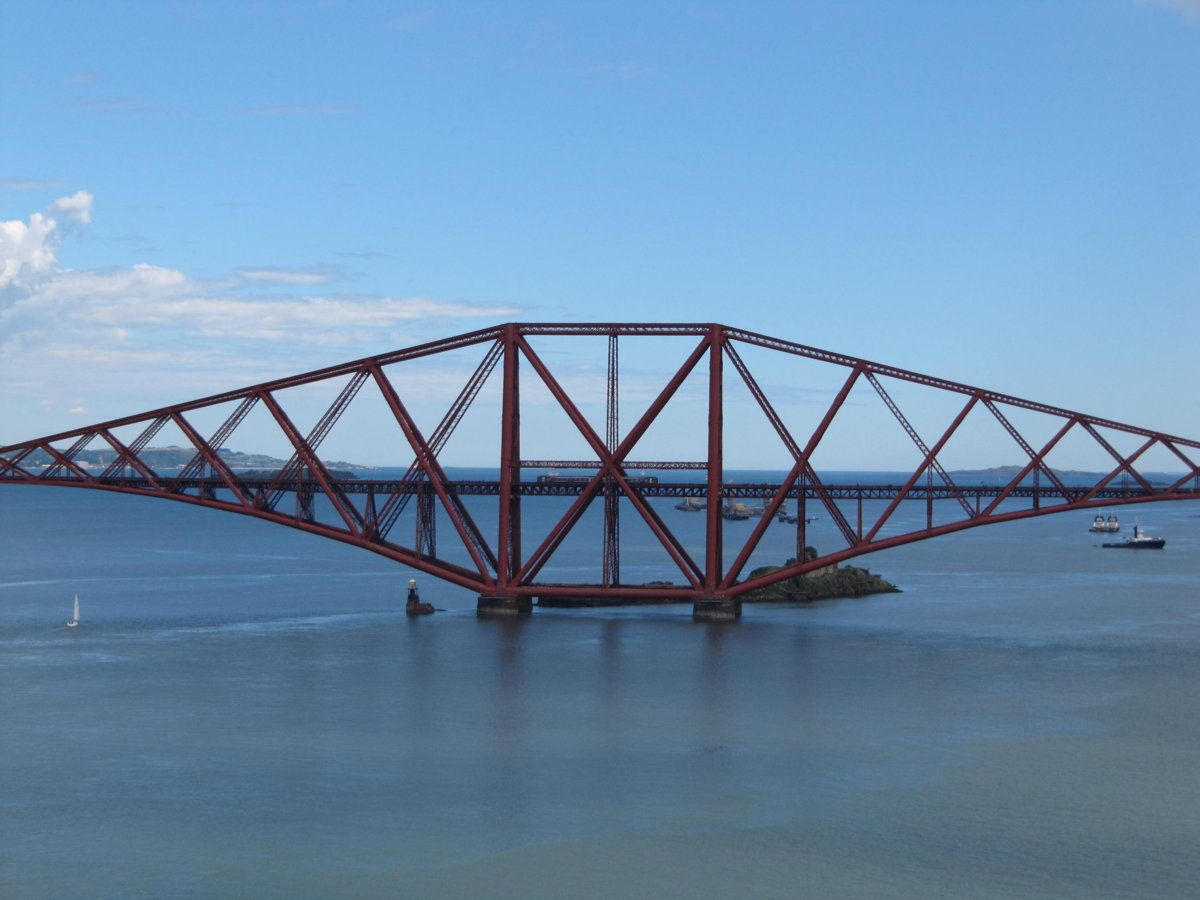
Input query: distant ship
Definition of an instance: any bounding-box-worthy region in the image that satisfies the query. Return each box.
[1101,522,1165,550]
[675,496,705,511]
[1089,512,1120,533]
[721,502,755,520]
[66,594,80,628]
[777,511,819,525]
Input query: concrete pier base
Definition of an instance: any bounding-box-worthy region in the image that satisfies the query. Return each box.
[692,599,742,622]
[476,595,533,617]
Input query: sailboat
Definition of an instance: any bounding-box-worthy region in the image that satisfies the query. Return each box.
[66,594,80,628]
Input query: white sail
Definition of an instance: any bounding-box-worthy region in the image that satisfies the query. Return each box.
[73,595,80,622]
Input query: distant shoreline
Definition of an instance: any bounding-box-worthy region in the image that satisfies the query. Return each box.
[15,446,1189,482]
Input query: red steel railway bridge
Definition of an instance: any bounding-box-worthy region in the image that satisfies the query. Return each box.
[2,323,1198,620]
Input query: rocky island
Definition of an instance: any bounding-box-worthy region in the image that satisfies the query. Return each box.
[742,546,900,603]
[539,547,899,607]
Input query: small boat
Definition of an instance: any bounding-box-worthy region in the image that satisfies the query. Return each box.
[777,510,820,525]
[66,594,80,628]
[675,496,705,511]
[1101,522,1164,550]
[1089,512,1120,533]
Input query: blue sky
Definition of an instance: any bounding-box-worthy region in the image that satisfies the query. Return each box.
[2,1,1198,468]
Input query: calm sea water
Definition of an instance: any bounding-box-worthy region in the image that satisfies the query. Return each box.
[2,479,1199,898]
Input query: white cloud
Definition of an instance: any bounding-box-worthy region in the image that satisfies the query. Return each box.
[0,178,64,190]
[0,211,59,292]
[4,263,513,347]
[67,282,507,344]
[388,10,436,32]
[68,98,165,114]
[0,192,98,293]
[236,265,342,286]
[587,61,659,79]
[1136,0,1200,21]
[246,105,356,117]
[51,190,94,226]
[335,249,391,260]
[0,190,522,442]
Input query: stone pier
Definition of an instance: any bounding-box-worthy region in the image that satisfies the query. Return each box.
[691,598,742,622]
[476,595,533,617]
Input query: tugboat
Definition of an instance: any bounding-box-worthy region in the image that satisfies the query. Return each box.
[1089,512,1120,533]
[405,578,435,615]
[1101,521,1165,550]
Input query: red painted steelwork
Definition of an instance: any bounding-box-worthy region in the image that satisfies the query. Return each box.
[2,323,1199,609]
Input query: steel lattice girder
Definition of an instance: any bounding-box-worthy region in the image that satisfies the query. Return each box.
[2,322,1199,603]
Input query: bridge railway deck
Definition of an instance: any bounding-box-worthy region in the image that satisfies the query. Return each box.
[12,475,1197,504]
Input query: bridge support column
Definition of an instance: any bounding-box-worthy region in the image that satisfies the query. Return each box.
[692,598,741,622]
[477,595,533,617]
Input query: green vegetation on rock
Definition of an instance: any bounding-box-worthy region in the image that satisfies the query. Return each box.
[743,546,900,603]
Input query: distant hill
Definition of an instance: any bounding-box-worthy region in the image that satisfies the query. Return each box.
[949,464,1106,480]
[949,464,1181,486]
[19,445,375,473]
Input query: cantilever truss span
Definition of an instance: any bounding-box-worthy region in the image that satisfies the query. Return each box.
[3,323,1199,611]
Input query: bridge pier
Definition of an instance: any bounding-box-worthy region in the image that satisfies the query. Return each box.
[477,595,533,617]
[692,598,741,622]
